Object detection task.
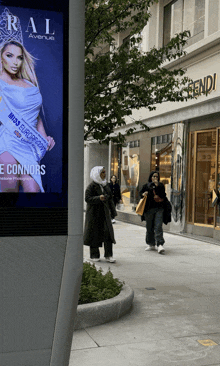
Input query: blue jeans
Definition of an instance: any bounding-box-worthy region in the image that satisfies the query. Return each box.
[144,207,165,246]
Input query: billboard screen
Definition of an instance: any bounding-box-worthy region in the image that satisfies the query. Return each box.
[0,5,67,208]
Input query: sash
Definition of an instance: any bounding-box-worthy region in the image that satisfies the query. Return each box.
[0,93,48,163]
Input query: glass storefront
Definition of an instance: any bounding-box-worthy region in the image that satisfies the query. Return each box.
[110,132,173,214]
[151,133,172,200]
[111,144,119,179]
[111,140,140,212]
[111,124,220,234]
[187,128,220,227]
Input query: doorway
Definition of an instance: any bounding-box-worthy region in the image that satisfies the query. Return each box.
[187,128,220,227]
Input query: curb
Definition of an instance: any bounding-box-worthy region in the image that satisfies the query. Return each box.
[74,284,134,330]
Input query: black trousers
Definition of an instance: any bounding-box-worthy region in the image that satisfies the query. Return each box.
[90,242,113,258]
[111,198,118,219]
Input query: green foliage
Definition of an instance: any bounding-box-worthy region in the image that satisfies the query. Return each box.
[85,0,193,144]
[78,262,124,304]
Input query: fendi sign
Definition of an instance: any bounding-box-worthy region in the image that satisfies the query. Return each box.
[188,73,217,97]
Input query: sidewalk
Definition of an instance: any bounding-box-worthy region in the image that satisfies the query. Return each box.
[69,220,220,366]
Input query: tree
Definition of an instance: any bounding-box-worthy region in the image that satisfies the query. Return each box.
[85,0,192,144]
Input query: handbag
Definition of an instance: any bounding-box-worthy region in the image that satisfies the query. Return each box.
[153,189,164,203]
[136,195,147,215]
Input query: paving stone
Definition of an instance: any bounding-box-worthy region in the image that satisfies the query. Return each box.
[71,220,220,366]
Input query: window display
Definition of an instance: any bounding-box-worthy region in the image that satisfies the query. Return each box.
[187,128,220,227]
[151,133,172,200]
[111,141,140,212]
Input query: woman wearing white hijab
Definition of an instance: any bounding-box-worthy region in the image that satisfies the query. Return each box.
[84,166,117,262]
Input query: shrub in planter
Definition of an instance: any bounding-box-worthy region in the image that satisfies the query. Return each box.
[78,262,124,305]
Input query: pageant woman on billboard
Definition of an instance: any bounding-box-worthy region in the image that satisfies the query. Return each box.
[0,8,56,193]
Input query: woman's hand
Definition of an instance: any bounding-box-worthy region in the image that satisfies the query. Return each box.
[37,117,55,151]
[46,136,55,151]
[142,191,148,197]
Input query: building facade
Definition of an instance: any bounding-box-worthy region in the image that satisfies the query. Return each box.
[85,0,220,240]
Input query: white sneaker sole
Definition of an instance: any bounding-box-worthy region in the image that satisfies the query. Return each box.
[158,248,165,254]
[90,258,101,262]
[105,258,116,263]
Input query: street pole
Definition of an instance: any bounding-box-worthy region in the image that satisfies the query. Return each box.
[50,0,84,364]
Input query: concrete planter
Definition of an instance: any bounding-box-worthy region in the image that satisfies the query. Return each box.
[74,284,134,330]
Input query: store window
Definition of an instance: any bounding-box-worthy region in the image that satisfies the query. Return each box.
[187,132,194,223]
[111,144,119,179]
[216,131,220,227]
[111,141,140,212]
[163,0,205,47]
[187,129,220,227]
[151,134,172,199]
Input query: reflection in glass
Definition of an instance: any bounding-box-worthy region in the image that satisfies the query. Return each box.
[111,142,140,212]
[158,145,172,199]
[111,143,119,179]
[183,0,205,45]
[164,0,183,46]
[163,0,205,47]
[151,135,172,201]
[171,123,185,223]
[194,131,216,225]
[187,133,194,223]
[216,130,220,227]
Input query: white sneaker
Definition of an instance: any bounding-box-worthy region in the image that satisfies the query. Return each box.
[157,245,165,254]
[90,258,100,262]
[105,257,116,263]
[112,219,116,224]
[145,245,156,251]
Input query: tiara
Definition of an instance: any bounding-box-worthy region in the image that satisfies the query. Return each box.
[0,8,23,48]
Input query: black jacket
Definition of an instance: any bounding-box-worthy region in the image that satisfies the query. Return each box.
[139,182,171,224]
[108,182,122,205]
[139,182,166,210]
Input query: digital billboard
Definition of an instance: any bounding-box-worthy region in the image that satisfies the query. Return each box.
[0,5,67,208]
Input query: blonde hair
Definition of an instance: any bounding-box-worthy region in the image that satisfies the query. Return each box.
[0,41,38,86]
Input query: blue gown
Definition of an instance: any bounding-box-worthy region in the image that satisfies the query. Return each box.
[0,78,44,192]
